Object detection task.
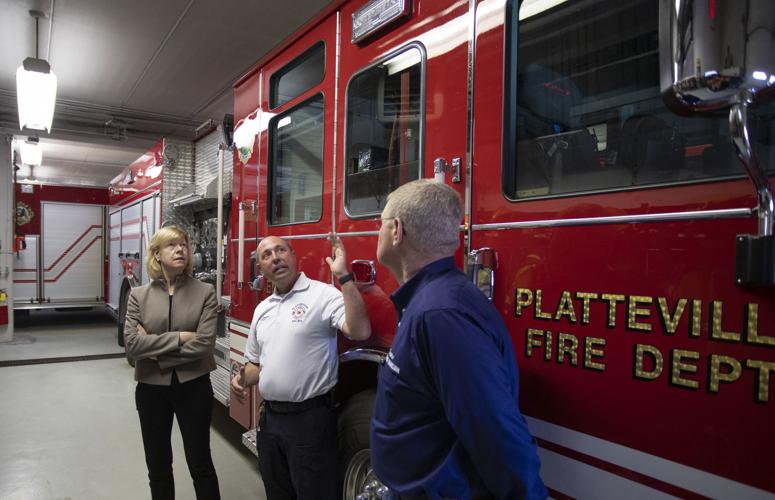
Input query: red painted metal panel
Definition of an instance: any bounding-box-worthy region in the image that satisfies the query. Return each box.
[469,0,775,493]
[234,78,260,127]
[227,117,260,324]
[108,140,164,207]
[229,361,253,429]
[15,184,108,236]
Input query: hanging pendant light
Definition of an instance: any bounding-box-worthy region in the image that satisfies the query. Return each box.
[17,9,57,133]
[20,138,43,166]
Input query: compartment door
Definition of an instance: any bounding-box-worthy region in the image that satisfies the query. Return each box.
[108,210,122,308]
[120,202,142,283]
[12,235,39,305]
[41,202,104,303]
[139,196,157,285]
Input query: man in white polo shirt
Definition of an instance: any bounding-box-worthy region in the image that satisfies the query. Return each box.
[231,234,370,500]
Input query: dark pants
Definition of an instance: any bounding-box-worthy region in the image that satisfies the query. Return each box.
[135,373,220,500]
[258,403,338,500]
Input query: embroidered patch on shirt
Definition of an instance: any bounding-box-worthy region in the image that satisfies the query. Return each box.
[386,350,400,375]
[291,303,309,323]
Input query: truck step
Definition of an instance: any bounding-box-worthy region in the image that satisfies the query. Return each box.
[210,365,230,407]
[242,428,258,457]
[214,335,230,370]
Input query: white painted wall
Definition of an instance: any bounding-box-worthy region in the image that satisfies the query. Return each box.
[0,135,14,341]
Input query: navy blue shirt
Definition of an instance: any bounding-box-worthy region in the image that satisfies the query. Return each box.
[371,257,546,499]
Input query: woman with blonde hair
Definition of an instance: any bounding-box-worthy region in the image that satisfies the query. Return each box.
[124,225,220,500]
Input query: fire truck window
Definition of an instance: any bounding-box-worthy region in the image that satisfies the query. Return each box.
[344,48,423,216]
[268,94,324,225]
[505,0,775,200]
[270,42,325,109]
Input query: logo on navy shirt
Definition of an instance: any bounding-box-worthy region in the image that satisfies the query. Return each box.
[291,303,308,323]
[386,350,400,375]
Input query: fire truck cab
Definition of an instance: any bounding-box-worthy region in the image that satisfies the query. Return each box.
[223,0,774,497]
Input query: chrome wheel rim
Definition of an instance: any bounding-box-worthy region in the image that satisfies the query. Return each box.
[342,449,388,499]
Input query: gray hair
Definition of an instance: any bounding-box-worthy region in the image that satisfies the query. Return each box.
[385,179,462,256]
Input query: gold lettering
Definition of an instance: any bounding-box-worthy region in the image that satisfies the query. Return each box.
[628,295,653,332]
[583,337,606,371]
[557,333,579,366]
[575,292,598,324]
[745,303,775,347]
[671,349,700,389]
[690,299,702,337]
[601,294,625,328]
[634,344,663,380]
[525,328,544,358]
[746,359,775,403]
[554,291,577,323]
[535,289,552,320]
[710,301,741,342]
[708,355,742,393]
[545,331,553,361]
[515,288,533,317]
[657,297,687,335]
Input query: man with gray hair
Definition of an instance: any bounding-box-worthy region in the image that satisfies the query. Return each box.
[371,179,546,499]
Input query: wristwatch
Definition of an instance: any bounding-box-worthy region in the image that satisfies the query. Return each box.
[338,272,354,286]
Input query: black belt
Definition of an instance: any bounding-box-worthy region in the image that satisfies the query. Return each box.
[264,391,334,414]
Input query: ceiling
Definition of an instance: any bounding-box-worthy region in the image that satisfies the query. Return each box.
[0,0,332,187]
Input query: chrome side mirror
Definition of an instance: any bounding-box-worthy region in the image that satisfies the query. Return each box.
[660,0,775,286]
[660,0,774,113]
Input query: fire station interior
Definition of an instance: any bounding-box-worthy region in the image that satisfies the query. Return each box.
[0,0,774,498]
[0,0,328,498]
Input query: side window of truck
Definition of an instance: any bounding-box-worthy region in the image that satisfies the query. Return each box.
[504,0,774,200]
[270,42,325,109]
[344,46,424,216]
[268,93,325,225]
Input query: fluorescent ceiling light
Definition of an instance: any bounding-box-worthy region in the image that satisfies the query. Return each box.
[519,0,569,21]
[17,58,57,133]
[385,48,420,76]
[20,141,43,166]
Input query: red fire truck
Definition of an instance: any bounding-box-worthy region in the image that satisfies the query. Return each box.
[109,132,235,402]
[116,0,775,497]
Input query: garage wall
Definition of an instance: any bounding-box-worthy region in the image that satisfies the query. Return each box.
[1,136,14,340]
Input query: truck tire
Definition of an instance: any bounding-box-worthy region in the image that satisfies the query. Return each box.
[117,287,128,347]
[339,389,386,499]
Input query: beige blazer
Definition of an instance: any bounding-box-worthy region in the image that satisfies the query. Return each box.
[124,275,217,385]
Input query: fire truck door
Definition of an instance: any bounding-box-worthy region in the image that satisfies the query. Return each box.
[335,0,470,251]
[227,15,338,431]
[256,15,338,284]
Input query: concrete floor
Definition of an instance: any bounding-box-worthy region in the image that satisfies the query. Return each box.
[0,308,124,363]
[0,314,266,499]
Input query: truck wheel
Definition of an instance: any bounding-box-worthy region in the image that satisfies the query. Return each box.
[117,285,135,366]
[339,389,387,499]
[117,284,130,347]
[116,279,132,347]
